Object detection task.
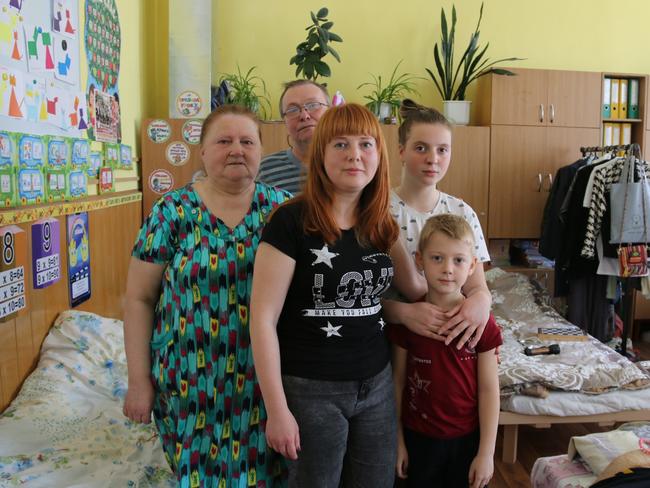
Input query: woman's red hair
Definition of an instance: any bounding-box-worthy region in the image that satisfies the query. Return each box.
[296,103,398,252]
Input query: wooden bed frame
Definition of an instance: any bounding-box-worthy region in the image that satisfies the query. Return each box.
[499,409,650,463]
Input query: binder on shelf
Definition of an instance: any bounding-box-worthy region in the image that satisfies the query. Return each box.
[602,78,612,118]
[621,123,632,145]
[612,123,621,148]
[610,78,620,119]
[603,122,614,146]
[619,79,628,119]
[629,79,639,119]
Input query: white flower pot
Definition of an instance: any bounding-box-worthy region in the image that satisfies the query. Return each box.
[378,102,392,120]
[443,100,471,125]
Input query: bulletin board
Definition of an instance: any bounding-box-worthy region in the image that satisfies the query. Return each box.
[0,0,86,138]
[140,118,203,217]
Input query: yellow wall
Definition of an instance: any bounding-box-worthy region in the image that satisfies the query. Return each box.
[209,0,650,119]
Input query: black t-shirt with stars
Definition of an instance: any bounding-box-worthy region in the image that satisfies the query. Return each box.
[261,201,393,381]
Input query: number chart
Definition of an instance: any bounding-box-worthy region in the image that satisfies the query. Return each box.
[0,226,27,321]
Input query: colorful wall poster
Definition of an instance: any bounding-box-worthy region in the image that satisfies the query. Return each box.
[53,32,79,85]
[0,131,16,207]
[17,133,45,205]
[51,0,78,38]
[85,0,120,141]
[148,169,173,195]
[24,74,48,124]
[182,120,202,145]
[103,142,118,167]
[0,65,25,119]
[146,119,170,143]
[68,169,86,198]
[87,150,101,177]
[0,225,27,322]
[165,141,189,166]
[98,166,113,193]
[24,23,55,72]
[119,143,132,169]
[92,88,119,142]
[69,138,88,198]
[0,6,25,66]
[70,137,88,168]
[67,212,90,307]
[31,218,61,289]
[45,135,69,202]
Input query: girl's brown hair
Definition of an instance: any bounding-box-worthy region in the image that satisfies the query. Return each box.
[199,104,262,145]
[296,103,398,252]
[398,98,452,146]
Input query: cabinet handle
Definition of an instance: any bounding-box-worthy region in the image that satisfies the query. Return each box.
[537,173,543,192]
[550,104,555,123]
[539,104,544,123]
[546,173,553,191]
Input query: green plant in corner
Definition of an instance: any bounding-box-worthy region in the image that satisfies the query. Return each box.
[357,61,421,119]
[217,65,272,119]
[426,2,524,101]
[289,7,343,82]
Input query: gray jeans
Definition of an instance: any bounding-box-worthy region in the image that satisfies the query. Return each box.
[282,363,397,488]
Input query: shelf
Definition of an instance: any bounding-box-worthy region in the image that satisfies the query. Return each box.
[602,119,642,123]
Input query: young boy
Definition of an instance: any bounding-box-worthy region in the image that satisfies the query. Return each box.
[389,214,502,488]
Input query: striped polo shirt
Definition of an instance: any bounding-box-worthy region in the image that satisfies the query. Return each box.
[257,149,306,195]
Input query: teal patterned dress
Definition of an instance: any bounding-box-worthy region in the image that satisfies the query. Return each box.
[132,183,290,488]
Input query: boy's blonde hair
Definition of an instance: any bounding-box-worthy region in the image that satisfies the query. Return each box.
[418,214,475,254]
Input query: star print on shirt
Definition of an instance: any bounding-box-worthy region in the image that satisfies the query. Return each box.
[310,244,339,268]
[320,321,343,337]
[408,370,431,394]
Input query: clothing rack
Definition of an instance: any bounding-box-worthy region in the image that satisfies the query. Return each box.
[578,142,643,357]
[580,143,641,158]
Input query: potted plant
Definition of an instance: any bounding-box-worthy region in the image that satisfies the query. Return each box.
[289,7,343,82]
[357,60,421,123]
[217,65,272,119]
[426,2,523,124]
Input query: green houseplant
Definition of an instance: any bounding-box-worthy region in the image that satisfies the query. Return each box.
[289,7,343,82]
[357,60,421,122]
[217,65,272,119]
[426,2,523,124]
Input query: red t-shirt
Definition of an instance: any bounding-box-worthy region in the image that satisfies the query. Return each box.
[388,313,502,439]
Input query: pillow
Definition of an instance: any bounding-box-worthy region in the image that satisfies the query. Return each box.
[568,430,640,475]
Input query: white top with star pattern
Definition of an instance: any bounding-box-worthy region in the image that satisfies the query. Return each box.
[390,190,490,263]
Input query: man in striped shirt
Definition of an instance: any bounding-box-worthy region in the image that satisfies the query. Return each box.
[258,80,330,195]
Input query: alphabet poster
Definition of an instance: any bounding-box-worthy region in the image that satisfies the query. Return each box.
[67,212,90,307]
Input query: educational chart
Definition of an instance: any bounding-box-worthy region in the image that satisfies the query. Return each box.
[17,133,45,205]
[0,225,27,322]
[0,0,84,138]
[66,212,90,307]
[85,0,120,142]
[0,131,16,207]
[31,218,61,289]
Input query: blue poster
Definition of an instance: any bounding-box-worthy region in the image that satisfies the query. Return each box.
[66,212,91,307]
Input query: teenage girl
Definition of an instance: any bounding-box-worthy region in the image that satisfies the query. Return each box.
[383,99,492,350]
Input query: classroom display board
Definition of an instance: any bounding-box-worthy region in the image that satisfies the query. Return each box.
[141,118,204,217]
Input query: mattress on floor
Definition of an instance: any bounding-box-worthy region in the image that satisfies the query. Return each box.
[531,455,597,488]
[0,310,175,487]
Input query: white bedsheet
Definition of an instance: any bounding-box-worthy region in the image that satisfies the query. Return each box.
[0,310,175,487]
[502,386,650,417]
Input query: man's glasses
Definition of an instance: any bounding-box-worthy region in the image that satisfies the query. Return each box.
[282,102,329,120]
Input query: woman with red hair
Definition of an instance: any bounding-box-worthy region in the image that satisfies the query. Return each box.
[250,103,424,487]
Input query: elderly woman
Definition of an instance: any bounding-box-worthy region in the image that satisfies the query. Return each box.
[123,105,290,487]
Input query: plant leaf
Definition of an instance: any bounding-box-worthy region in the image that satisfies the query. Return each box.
[315,61,331,77]
[321,21,333,30]
[310,11,318,24]
[328,32,343,42]
[317,7,328,18]
[426,67,445,100]
[328,45,341,62]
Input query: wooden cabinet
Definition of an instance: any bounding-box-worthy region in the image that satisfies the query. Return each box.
[477,68,601,129]
[477,68,603,238]
[488,125,599,238]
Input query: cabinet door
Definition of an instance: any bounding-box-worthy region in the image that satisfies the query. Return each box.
[547,71,601,128]
[490,68,548,126]
[438,126,490,232]
[545,127,600,185]
[488,125,547,238]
